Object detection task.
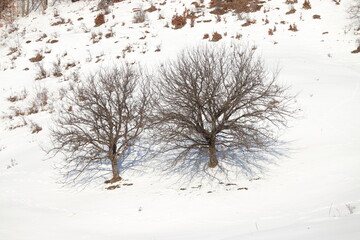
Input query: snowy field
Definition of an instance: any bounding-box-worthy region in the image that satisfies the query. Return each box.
[1,0,360,239]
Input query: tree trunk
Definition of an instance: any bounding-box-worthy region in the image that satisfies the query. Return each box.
[104,155,121,184]
[111,159,121,181]
[21,0,25,17]
[208,137,218,168]
[42,0,47,10]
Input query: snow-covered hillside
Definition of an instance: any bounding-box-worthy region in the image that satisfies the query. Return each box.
[1,0,360,239]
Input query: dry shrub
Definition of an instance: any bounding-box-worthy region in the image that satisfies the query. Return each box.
[8,118,27,131]
[303,0,311,9]
[7,89,27,102]
[268,28,273,35]
[36,33,47,42]
[65,62,76,70]
[7,47,18,56]
[90,32,102,43]
[133,10,146,23]
[95,13,105,27]
[242,18,256,27]
[171,8,198,29]
[211,32,222,42]
[8,95,20,102]
[52,57,63,77]
[235,33,242,39]
[35,63,47,80]
[203,33,209,39]
[313,14,321,19]
[289,23,298,31]
[51,18,65,26]
[27,104,39,115]
[26,86,49,115]
[30,122,42,134]
[351,39,360,54]
[13,108,25,117]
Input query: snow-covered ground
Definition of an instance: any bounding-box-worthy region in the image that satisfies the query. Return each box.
[1,0,359,239]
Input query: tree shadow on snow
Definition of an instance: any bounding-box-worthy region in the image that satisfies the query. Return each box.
[149,140,291,186]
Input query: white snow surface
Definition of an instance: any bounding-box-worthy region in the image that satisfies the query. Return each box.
[1,0,360,239]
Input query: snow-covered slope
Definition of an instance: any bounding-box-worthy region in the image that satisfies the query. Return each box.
[1,0,359,239]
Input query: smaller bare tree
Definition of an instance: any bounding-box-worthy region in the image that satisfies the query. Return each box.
[152,44,296,175]
[348,0,360,29]
[48,64,151,184]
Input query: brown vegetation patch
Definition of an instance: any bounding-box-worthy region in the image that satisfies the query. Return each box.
[172,15,187,29]
[242,19,256,27]
[104,176,122,184]
[285,0,298,4]
[29,54,44,62]
[225,183,237,186]
[106,185,120,190]
[286,8,296,15]
[351,46,360,54]
[303,0,311,9]
[171,9,197,29]
[209,0,264,15]
[7,47,18,56]
[289,23,298,31]
[145,5,157,12]
[95,13,105,27]
[211,32,222,41]
[313,14,321,19]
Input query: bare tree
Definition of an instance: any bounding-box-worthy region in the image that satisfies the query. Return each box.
[153,44,296,173]
[348,0,360,29]
[48,64,151,184]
